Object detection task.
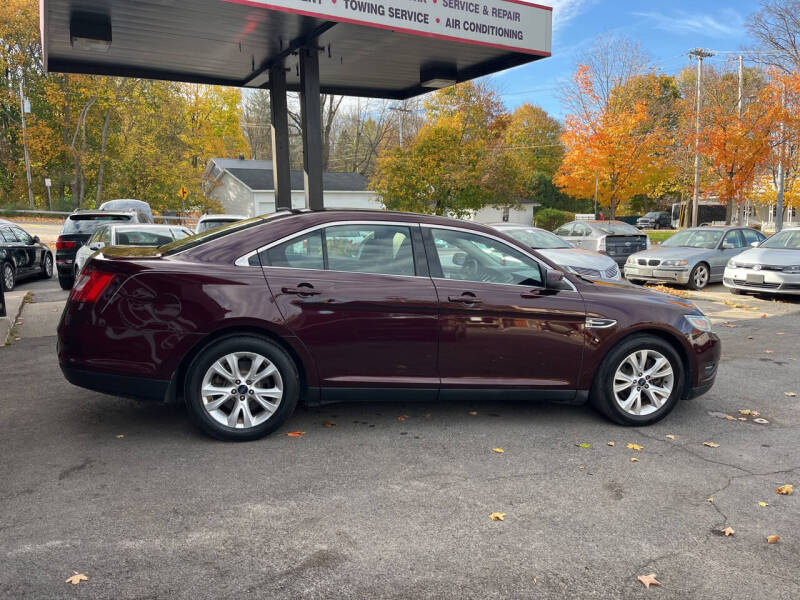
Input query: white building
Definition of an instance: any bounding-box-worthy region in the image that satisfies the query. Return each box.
[202,158,382,216]
[463,200,539,226]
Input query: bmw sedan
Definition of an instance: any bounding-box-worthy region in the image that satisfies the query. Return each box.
[489,223,621,279]
[58,210,720,441]
[724,227,800,295]
[624,226,765,290]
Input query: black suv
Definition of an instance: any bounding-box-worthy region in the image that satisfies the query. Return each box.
[56,210,150,289]
[636,211,672,230]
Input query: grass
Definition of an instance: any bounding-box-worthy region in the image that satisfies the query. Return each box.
[644,229,675,245]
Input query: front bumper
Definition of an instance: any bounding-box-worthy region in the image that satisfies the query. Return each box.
[723,266,800,294]
[624,265,691,285]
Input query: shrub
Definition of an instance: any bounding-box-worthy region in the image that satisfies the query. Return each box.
[534,208,575,231]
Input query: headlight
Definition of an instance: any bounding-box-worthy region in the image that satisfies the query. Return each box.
[783,265,800,274]
[662,259,688,267]
[626,256,636,264]
[684,315,712,332]
[728,260,740,268]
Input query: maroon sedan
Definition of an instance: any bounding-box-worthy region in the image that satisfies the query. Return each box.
[57,210,720,441]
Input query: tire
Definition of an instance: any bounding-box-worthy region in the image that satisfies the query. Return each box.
[2,262,15,292]
[58,272,74,290]
[590,334,684,426]
[40,253,53,279]
[628,279,645,286]
[184,335,299,441]
[688,262,710,290]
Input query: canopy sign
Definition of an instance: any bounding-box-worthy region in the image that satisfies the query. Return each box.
[229,0,552,54]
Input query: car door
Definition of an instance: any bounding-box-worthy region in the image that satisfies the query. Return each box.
[11,227,40,276]
[3,227,32,276]
[423,226,586,399]
[258,221,439,399]
[713,230,746,278]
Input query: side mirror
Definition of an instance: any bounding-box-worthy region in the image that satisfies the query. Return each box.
[89,241,105,251]
[32,235,40,244]
[545,268,566,289]
[750,241,760,247]
[452,252,468,266]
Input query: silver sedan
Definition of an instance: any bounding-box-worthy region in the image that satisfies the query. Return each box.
[724,227,800,295]
[624,226,765,290]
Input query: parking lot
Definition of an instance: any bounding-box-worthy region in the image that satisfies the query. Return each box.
[1,273,798,598]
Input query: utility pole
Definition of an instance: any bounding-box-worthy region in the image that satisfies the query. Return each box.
[18,79,35,209]
[389,105,414,146]
[593,175,598,217]
[690,48,713,228]
[736,54,743,225]
[776,82,786,233]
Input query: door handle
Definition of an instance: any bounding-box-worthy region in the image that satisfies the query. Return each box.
[282,286,321,296]
[448,295,481,305]
[520,290,542,299]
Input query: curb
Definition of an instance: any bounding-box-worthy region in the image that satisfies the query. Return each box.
[0,291,28,346]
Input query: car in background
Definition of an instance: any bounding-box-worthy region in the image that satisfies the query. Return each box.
[554,220,650,267]
[636,211,672,230]
[99,199,154,223]
[58,210,720,441]
[74,224,193,273]
[724,227,800,295]
[1,222,53,291]
[195,214,247,234]
[624,226,765,290]
[56,210,151,290]
[489,223,621,280]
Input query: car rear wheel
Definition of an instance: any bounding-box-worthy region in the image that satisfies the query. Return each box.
[58,272,74,290]
[688,263,709,290]
[590,334,684,426]
[628,278,645,286]
[184,336,299,441]
[40,254,53,278]
[2,262,15,291]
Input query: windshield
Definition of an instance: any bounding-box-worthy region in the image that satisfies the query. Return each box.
[503,228,571,249]
[595,222,641,235]
[761,229,800,250]
[661,229,723,249]
[643,212,660,218]
[62,214,131,234]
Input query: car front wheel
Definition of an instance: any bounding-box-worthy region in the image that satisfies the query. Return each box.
[688,263,709,290]
[40,253,53,278]
[184,336,299,441]
[590,334,684,426]
[2,262,15,291]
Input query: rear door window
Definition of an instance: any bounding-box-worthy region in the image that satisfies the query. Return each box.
[741,229,762,246]
[325,225,415,276]
[722,230,744,249]
[11,227,32,244]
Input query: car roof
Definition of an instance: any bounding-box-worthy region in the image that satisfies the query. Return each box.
[199,214,248,220]
[109,223,185,231]
[69,210,135,217]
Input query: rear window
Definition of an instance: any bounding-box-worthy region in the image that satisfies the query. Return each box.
[62,214,132,234]
[160,216,267,255]
[595,222,641,236]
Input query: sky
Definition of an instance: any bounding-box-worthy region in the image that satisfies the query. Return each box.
[490,0,758,118]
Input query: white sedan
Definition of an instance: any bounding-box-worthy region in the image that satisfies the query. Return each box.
[723,227,800,295]
[75,224,193,273]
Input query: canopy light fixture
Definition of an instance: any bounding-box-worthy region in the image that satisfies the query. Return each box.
[70,11,112,52]
[420,64,457,89]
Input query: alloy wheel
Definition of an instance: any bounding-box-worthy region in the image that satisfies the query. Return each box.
[3,264,13,291]
[200,352,284,429]
[44,255,53,277]
[612,349,674,416]
[693,265,708,289]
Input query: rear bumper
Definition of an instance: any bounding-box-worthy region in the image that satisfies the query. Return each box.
[686,381,715,400]
[60,363,169,402]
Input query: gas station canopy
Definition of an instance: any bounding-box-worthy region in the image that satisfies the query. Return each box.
[41,0,552,99]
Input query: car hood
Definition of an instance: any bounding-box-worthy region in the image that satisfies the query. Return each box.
[733,247,800,266]
[579,278,699,311]
[628,246,712,261]
[537,248,616,270]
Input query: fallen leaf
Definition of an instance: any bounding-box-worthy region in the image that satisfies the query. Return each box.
[707,497,714,503]
[489,512,505,521]
[776,332,785,335]
[703,441,720,448]
[468,411,477,416]
[323,421,336,428]
[492,448,505,453]
[579,465,586,470]
[761,314,767,318]
[630,457,639,462]
[533,576,538,584]
[725,415,737,421]
[737,417,747,421]
[751,411,760,416]
[397,415,408,421]
[738,409,752,416]
[577,442,591,448]
[747,336,754,339]
[637,574,662,589]
[767,535,780,544]
[665,434,675,440]
[626,443,644,451]
[765,350,774,354]
[776,484,794,495]
[65,573,88,585]
[722,526,735,536]
[754,418,769,424]
[115,434,124,439]
[758,501,769,507]
[785,392,797,398]
[287,431,305,438]
[607,441,615,447]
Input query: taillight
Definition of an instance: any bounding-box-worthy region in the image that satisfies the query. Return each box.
[597,236,607,252]
[69,268,114,303]
[56,236,77,250]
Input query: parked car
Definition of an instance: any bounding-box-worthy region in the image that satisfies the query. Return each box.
[489,223,621,280]
[554,220,650,266]
[75,224,193,273]
[195,214,247,234]
[99,199,154,223]
[624,226,765,290]
[58,210,720,441]
[723,227,800,295]
[636,211,672,230]
[1,222,53,291]
[56,210,150,290]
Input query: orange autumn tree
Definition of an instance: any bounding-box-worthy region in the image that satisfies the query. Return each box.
[555,65,672,218]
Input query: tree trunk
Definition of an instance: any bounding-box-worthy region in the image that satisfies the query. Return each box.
[725,197,734,225]
[96,110,111,206]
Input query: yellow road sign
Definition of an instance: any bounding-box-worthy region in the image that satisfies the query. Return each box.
[178,185,190,201]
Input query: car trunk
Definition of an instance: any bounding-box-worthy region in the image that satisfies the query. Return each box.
[604,235,648,265]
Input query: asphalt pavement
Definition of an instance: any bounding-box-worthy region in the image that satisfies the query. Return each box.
[1,276,799,599]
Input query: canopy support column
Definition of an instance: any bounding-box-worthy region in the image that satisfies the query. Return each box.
[269,64,292,211]
[299,45,323,210]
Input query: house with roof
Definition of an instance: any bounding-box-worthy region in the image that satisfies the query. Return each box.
[202,158,381,217]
